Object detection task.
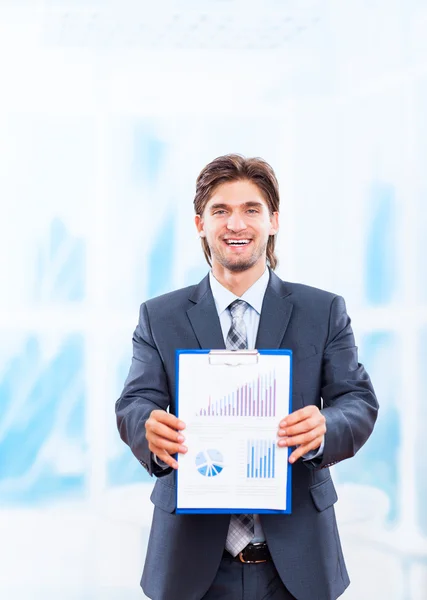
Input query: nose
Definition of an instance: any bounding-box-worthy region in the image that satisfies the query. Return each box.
[227,211,246,232]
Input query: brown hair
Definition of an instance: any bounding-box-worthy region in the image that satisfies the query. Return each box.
[194,154,280,269]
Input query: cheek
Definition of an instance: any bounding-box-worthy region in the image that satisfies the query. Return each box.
[203,230,218,248]
[206,224,223,240]
[253,225,270,239]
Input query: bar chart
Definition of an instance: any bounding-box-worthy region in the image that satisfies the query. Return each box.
[247,439,276,479]
[197,370,276,417]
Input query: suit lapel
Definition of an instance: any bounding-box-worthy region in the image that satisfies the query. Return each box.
[187,271,293,351]
[255,270,293,349]
[187,275,226,350]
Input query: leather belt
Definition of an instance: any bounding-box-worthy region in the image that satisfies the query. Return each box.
[223,542,271,564]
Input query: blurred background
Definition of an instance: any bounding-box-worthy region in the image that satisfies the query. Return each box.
[0,0,426,598]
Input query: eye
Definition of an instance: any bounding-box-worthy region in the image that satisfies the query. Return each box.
[213,209,227,215]
[247,209,259,214]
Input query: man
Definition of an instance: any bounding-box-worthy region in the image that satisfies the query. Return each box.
[116,154,378,600]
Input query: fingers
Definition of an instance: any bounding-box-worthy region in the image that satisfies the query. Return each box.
[151,445,179,470]
[145,410,187,469]
[146,410,186,441]
[149,409,186,430]
[280,406,320,427]
[288,438,323,464]
[278,406,325,439]
[277,406,326,464]
[278,424,326,448]
[147,419,186,445]
[278,415,323,438]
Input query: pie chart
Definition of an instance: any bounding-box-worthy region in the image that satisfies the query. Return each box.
[195,449,224,477]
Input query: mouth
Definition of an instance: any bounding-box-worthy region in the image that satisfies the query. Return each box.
[223,238,252,247]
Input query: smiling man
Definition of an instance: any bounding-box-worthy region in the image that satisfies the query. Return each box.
[116,154,379,600]
[195,179,279,281]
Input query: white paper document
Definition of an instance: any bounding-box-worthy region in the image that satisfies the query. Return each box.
[176,350,292,514]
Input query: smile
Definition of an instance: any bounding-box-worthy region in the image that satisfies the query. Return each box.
[224,239,251,246]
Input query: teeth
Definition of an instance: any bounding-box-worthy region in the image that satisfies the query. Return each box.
[226,240,250,245]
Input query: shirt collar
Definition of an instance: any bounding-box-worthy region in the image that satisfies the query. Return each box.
[209,268,270,316]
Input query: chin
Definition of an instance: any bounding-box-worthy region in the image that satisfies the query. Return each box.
[219,257,259,273]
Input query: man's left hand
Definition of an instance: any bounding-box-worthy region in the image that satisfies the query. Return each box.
[277,406,326,464]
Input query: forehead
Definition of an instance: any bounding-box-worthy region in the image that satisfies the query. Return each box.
[205,180,269,209]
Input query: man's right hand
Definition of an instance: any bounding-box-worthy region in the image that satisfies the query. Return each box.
[145,410,187,470]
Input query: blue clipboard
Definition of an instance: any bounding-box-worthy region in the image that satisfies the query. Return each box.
[175,349,293,515]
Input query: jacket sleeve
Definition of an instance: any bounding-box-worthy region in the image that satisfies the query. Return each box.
[317,295,379,469]
[115,302,173,478]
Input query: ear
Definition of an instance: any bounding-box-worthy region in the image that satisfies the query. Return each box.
[195,214,205,237]
[269,211,279,235]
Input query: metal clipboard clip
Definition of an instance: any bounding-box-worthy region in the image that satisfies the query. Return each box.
[208,350,259,367]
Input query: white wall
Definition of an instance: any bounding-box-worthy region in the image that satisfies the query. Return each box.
[0,1,426,598]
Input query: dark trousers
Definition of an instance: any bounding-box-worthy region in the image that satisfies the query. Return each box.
[201,555,297,600]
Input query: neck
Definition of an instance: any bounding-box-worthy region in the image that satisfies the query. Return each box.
[211,258,267,296]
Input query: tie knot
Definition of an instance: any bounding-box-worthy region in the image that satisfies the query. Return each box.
[228,299,248,320]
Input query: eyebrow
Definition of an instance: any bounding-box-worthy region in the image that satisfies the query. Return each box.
[209,201,264,211]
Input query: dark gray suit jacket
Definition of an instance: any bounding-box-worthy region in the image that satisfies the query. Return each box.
[116,270,378,600]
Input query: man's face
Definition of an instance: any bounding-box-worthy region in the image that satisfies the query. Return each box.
[195,179,279,273]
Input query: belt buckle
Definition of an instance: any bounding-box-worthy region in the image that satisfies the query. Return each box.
[238,543,268,564]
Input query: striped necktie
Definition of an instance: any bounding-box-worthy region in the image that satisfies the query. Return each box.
[224,299,255,556]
